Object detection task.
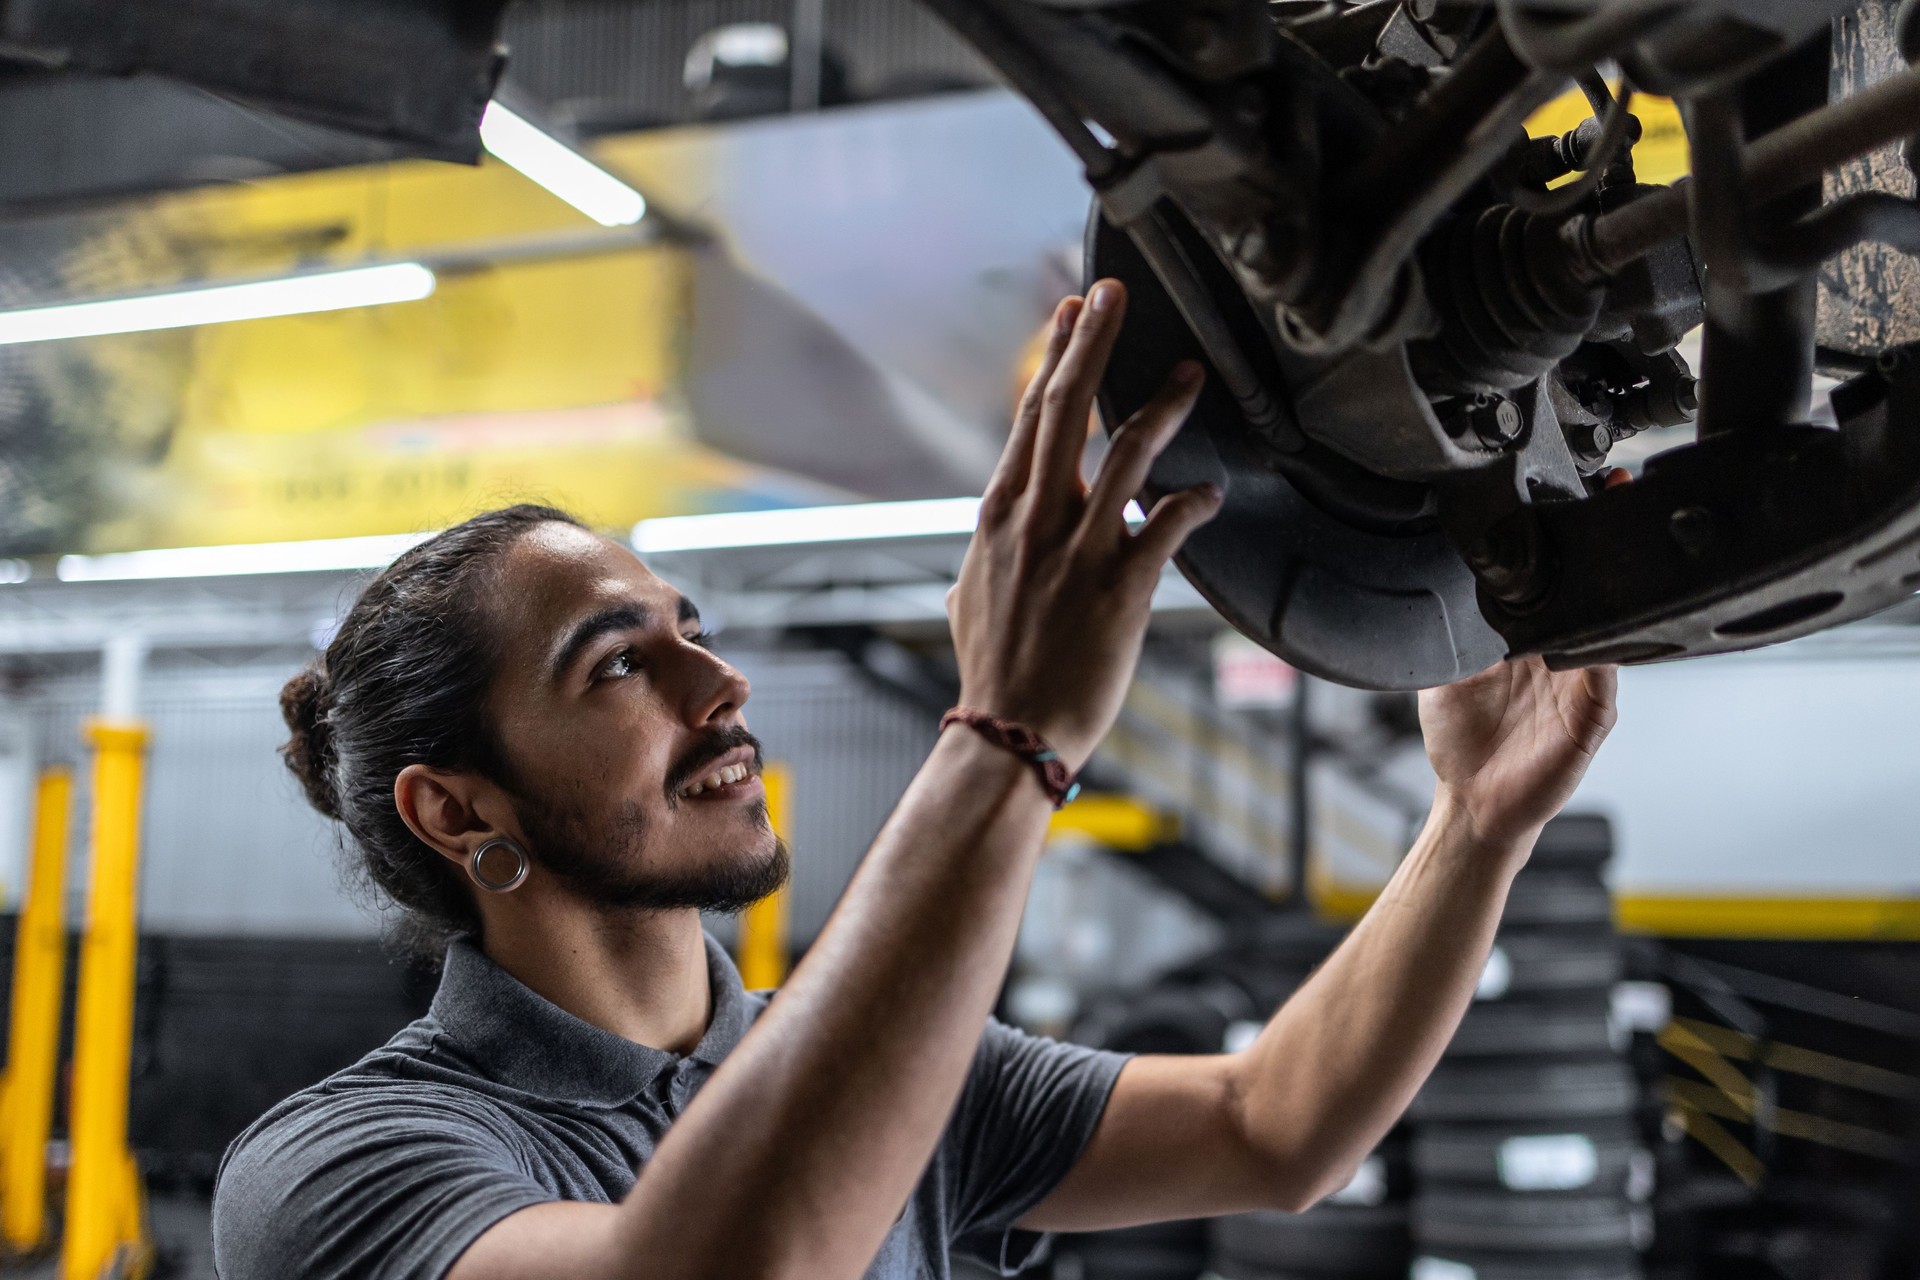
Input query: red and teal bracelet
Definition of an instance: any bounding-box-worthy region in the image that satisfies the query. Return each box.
[939,707,1082,809]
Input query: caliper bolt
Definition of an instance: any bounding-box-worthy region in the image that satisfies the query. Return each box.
[1669,506,1716,559]
[1460,395,1525,449]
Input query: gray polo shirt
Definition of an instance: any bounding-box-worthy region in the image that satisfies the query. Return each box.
[212,935,1128,1280]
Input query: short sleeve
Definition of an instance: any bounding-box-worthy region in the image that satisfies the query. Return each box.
[212,1086,554,1280]
[943,1019,1130,1274]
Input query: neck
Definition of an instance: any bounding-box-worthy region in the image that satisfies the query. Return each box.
[478,900,713,1055]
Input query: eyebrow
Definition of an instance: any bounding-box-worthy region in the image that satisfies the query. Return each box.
[550,596,702,682]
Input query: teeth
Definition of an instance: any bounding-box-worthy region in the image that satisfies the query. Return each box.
[682,761,750,797]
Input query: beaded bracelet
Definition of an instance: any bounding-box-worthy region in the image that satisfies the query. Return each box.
[939,707,1082,809]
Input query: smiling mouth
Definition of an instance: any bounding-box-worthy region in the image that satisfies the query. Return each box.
[675,748,761,799]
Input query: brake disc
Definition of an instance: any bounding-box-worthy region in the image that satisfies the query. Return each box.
[1089,206,1506,691]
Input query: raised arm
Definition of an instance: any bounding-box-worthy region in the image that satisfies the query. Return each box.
[1023,657,1618,1229]
[449,281,1220,1280]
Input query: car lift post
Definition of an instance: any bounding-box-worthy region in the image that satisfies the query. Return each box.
[737,763,792,990]
[62,635,153,1280]
[0,765,74,1254]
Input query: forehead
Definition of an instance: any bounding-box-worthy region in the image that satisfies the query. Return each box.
[490,523,682,649]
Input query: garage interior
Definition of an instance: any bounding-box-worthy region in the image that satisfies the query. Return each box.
[0,3,1917,1280]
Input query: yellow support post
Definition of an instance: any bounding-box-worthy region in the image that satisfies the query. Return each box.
[737,763,792,990]
[61,721,153,1280]
[0,767,74,1255]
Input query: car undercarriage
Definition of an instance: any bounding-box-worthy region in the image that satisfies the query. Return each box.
[922,0,1920,688]
[13,1,1920,690]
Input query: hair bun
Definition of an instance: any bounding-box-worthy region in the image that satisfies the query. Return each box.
[280,664,342,820]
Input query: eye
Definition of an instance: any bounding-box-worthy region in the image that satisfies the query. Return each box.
[596,648,637,681]
[686,629,716,650]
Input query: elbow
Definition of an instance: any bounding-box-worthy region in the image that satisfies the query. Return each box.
[1243,1148,1370,1215]
[1285,1158,1369,1214]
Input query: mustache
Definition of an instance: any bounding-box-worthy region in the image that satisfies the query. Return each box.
[663,725,763,800]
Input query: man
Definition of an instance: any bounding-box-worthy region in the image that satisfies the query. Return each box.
[213,281,1617,1280]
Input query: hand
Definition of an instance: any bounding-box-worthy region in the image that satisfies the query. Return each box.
[1419,657,1618,858]
[949,280,1223,769]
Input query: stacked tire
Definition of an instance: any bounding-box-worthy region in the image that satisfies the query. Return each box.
[1057,980,1260,1280]
[1057,928,1342,1280]
[1408,815,1650,1280]
[1207,1135,1412,1280]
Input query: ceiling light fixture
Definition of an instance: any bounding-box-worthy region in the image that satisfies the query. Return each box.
[0,262,437,348]
[480,101,648,227]
[632,497,1150,555]
[56,532,436,583]
[633,498,983,553]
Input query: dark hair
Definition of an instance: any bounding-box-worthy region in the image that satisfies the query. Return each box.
[280,504,588,955]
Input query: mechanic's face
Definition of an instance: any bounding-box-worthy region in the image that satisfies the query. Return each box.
[482,522,784,912]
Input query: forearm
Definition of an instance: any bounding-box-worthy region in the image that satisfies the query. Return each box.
[614,729,1052,1278]
[1234,793,1523,1206]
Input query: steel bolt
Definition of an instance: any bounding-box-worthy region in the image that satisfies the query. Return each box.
[1672,377,1699,417]
[1579,423,1612,464]
[1463,396,1526,449]
[1669,506,1716,559]
[1467,516,1552,609]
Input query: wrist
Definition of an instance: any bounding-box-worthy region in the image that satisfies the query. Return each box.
[941,707,1083,808]
[1425,786,1535,880]
[935,721,1059,816]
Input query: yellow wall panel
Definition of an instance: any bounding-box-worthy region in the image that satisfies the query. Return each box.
[43,136,731,550]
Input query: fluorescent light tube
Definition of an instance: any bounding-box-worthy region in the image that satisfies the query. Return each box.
[634,498,984,553]
[57,532,435,583]
[0,263,437,347]
[481,102,648,227]
[632,497,1151,555]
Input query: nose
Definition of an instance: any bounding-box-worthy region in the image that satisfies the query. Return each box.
[680,642,750,727]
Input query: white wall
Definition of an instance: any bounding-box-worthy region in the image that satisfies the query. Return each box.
[1575,651,1920,896]
[0,704,34,908]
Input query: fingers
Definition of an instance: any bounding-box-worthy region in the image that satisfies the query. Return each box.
[1128,482,1224,575]
[1030,280,1128,500]
[1580,663,1621,725]
[988,297,1083,503]
[1087,360,1205,529]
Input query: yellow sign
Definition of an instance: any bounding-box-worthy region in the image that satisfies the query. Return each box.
[37,141,813,552]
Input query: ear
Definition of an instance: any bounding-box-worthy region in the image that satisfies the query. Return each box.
[395,764,510,871]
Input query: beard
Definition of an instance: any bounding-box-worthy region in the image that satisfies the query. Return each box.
[508,727,789,914]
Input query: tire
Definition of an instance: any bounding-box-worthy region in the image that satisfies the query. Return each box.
[1411,1250,1643,1280]
[1412,1058,1638,1124]
[1476,935,1622,1001]
[1412,1191,1638,1253]
[1412,1120,1643,1193]
[1209,1205,1410,1276]
[1075,986,1240,1056]
[1448,995,1617,1058]
[1500,872,1615,930]
[1528,816,1614,872]
[1069,1221,1208,1280]
[1073,1248,1207,1280]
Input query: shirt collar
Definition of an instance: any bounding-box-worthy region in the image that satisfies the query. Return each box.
[429,931,756,1107]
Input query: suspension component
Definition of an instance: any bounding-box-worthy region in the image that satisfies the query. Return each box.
[1411,205,1607,397]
